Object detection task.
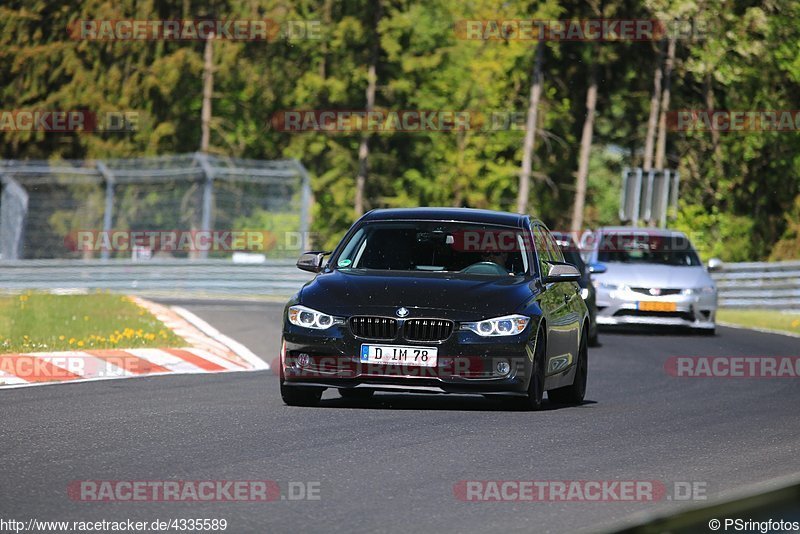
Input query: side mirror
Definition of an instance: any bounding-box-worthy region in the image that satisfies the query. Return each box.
[542,262,582,284]
[296,251,329,273]
[588,262,607,274]
[707,258,724,272]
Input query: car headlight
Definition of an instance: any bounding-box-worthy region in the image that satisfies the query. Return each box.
[682,286,716,296]
[461,314,530,337]
[287,305,343,330]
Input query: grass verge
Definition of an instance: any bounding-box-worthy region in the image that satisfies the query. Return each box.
[0,293,184,354]
[717,308,800,336]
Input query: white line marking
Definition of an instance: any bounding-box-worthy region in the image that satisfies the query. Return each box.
[0,369,29,385]
[718,321,800,339]
[171,306,270,370]
[125,348,209,374]
[182,347,247,371]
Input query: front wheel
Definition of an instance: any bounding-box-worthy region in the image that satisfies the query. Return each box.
[548,329,588,405]
[588,325,600,347]
[281,383,323,406]
[508,329,546,411]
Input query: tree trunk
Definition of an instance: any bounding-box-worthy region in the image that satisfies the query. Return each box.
[643,40,664,171]
[516,42,544,215]
[704,72,725,181]
[354,2,381,218]
[319,0,332,80]
[570,66,597,234]
[200,32,214,153]
[655,37,676,170]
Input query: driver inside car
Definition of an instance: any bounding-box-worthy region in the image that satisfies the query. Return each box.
[482,250,514,275]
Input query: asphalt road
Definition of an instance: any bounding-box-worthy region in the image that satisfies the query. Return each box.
[2,300,799,533]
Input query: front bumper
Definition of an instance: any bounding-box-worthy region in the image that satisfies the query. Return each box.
[281,324,534,395]
[595,288,717,329]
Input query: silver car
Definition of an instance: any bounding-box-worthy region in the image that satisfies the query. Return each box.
[586,227,720,333]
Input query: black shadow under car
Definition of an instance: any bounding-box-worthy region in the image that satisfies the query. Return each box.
[280,208,590,411]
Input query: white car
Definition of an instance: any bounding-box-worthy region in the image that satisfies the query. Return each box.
[586,227,720,333]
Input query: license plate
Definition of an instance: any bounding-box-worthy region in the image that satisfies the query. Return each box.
[638,301,677,312]
[360,344,438,367]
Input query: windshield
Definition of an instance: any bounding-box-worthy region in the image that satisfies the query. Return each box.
[596,232,701,266]
[333,222,529,276]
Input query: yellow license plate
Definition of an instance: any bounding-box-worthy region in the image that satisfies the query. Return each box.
[638,301,677,312]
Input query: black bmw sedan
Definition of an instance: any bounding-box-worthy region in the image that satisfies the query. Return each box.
[280,208,589,411]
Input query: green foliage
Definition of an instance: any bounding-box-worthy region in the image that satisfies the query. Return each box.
[0,292,183,354]
[769,195,800,261]
[1,0,798,259]
[233,209,303,258]
[673,205,755,262]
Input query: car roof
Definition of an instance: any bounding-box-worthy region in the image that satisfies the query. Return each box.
[361,207,532,228]
[597,226,687,238]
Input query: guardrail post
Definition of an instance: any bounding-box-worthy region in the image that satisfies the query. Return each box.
[659,169,671,228]
[631,168,643,227]
[96,161,115,260]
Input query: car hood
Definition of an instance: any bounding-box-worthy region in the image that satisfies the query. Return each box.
[298,269,535,319]
[593,263,714,289]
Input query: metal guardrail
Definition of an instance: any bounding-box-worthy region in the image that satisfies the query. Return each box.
[0,259,798,307]
[712,260,800,309]
[0,259,314,298]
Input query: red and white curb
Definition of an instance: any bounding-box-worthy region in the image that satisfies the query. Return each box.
[0,298,268,389]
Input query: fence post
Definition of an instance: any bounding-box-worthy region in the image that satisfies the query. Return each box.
[294,160,312,251]
[0,174,29,260]
[96,161,115,260]
[195,152,215,259]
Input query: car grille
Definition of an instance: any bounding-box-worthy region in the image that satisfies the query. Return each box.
[630,287,683,296]
[404,319,453,342]
[350,316,398,339]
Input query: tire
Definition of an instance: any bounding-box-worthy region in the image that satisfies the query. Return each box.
[588,326,599,347]
[280,383,323,406]
[279,356,323,406]
[338,388,374,399]
[548,328,588,405]
[509,328,546,411]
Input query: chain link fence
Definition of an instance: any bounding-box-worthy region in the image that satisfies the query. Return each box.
[0,153,311,261]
